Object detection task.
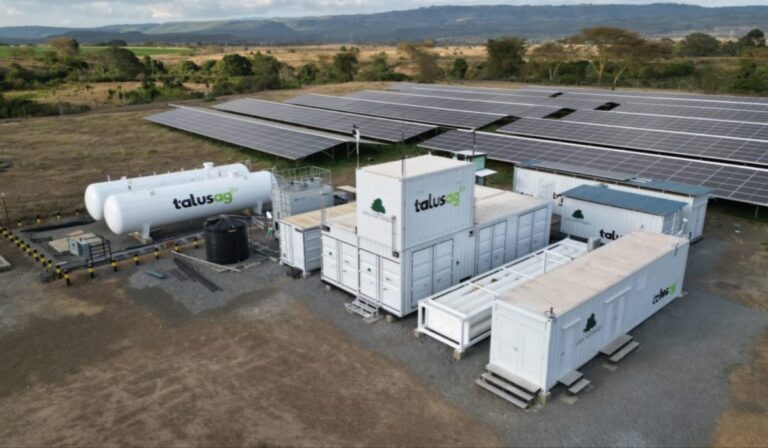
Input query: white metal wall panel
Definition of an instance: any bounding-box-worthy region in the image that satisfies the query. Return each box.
[340,242,359,291]
[411,246,434,304]
[356,171,402,251]
[491,222,507,269]
[516,212,533,256]
[302,228,323,272]
[531,208,549,251]
[431,240,454,305]
[321,235,339,282]
[359,250,379,300]
[381,257,402,311]
[279,223,295,267]
[476,226,493,273]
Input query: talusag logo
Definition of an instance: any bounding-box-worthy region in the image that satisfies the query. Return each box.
[652,283,677,305]
[173,190,234,210]
[413,185,466,213]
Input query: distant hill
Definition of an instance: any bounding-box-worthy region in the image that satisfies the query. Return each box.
[2,3,768,45]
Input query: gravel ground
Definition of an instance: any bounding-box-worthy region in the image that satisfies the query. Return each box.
[278,235,768,447]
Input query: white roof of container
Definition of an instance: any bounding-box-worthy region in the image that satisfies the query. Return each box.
[499,231,688,315]
[474,184,507,201]
[327,209,357,230]
[281,202,356,230]
[475,191,547,225]
[360,154,470,179]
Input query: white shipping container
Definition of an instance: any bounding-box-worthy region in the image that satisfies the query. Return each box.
[560,185,686,244]
[417,238,588,357]
[356,155,476,255]
[487,231,690,399]
[513,164,710,240]
[279,202,356,274]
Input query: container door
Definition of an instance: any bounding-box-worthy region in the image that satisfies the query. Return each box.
[411,247,433,305]
[431,240,454,301]
[280,224,294,265]
[693,204,706,238]
[494,312,545,386]
[359,251,379,300]
[381,258,401,311]
[304,229,323,271]
[476,226,493,274]
[531,208,548,251]
[491,221,507,269]
[340,242,358,291]
[293,229,306,270]
[604,291,627,344]
[321,235,339,282]
[516,213,533,257]
[560,318,581,380]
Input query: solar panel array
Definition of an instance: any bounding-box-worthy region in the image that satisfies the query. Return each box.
[564,109,768,142]
[347,90,561,118]
[418,130,768,206]
[613,102,768,124]
[213,98,436,142]
[521,85,768,107]
[498,117,768,167]
[145,106,347,160]
[285,94,503,129]
[391,83,611,110]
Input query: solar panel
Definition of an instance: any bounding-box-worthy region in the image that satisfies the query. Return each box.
[393,82,563,98]
[522,85,768,107]
[390,84,610,110]
[284,94,503,129]
[418,130,768,206]
[498,117,768,167]
[565,109,768,142]
[145,106,348,160]
[347,90,561,118]
[608,102,768,124]
[213,98,436,142]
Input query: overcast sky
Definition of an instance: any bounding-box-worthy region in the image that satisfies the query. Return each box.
[1,0,767,27]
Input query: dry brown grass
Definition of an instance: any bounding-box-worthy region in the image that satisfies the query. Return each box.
[0,81,390,220]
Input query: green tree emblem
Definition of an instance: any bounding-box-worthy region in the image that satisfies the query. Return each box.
[584,313,597,333]
[572,209,585,219]
[371,198,386,214]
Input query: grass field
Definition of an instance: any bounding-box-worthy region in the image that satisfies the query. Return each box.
[0,45,195,58]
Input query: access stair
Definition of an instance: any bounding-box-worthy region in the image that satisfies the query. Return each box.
[476,368,540,410]
[345,295,382,322]
[601,334,640,363]
[558,370,591,395]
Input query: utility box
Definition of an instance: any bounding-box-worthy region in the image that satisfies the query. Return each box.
[272,166,334,222]
[560,185,687,244]
[513,162,710,241]
[486,231,690,400]
[279,202,356,274]
[321,210,359,295]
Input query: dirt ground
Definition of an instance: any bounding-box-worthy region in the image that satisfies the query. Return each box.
[698,209,768,446]
[0,240,500,447]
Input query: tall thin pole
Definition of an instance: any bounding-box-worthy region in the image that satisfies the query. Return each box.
[353,124,360,170]
[1,193,9,229]
[472,129,477,158]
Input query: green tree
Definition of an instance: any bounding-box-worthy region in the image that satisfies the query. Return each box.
[678,33,720,57]
[200,59,217,74]
[357,52,403,81]
[721,40,740,57]
[485,37,526,79]
[739,29,766,47]
[400,42,442,83]
[89,47,144,80]
[529,42,569,81]
[47,37,79,58]
[217,53,253,77]
[178,60,199,73]
[731,61,768,93]
[451,57,468,79]
[297,63,320,84]
[570,27,646,87]
[250,52,282,90]
[332,50,359,82]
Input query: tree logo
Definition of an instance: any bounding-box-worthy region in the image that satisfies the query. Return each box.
[584,313,597,333]
[371,198,386,214]
[572,209,585,219]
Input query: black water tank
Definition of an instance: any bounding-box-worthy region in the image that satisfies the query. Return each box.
[204,215,249,265]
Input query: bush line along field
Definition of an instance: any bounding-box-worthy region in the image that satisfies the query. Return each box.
[2,26,768,119]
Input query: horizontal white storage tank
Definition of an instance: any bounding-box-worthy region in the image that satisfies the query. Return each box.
[487,231,689,397]
[417,238,588,357]
[279,202,356,274]
[104,170,273,236]
[560,185,686,244]
[85,162,249,221]
[513,163,710,240]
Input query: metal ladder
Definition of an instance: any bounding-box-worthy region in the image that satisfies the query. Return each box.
[345,295,382,322]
